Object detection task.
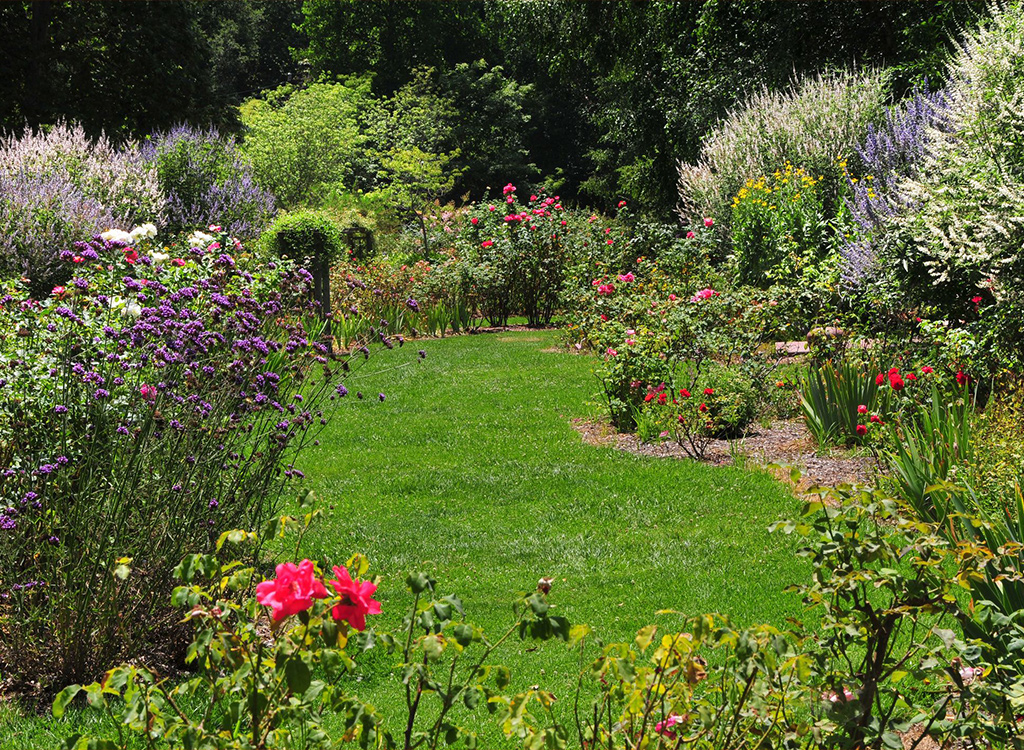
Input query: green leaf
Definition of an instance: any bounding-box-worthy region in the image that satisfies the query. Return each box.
[568,624,592,648]
[285,658,311,694]
[463,686,481,710]
[494,666,511,689]
[52,685,82,718]
[526,593,549,616]
[423,633,446,661]
[407,571,433,594]
[453,623,474,647]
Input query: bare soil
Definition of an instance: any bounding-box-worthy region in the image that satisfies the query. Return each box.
[572,417,877,492]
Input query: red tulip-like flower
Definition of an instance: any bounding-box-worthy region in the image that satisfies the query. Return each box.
[703,387,714,396]
[875,373,885,385]
[328,565,381,631]
[856,424,867,436]
[680,388,691,398]
[256,560,329,623]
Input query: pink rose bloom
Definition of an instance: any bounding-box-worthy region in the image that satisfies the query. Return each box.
[654,714,684,739]
[328,565,381,631]
[470,217,478,225]
[481,240,494,248]
[597,284,615,295]
[690,288,719,302]
[502,183,516,195]
[686,231,695,239]
[606,348,617,357]
[617,200,627,208]
[857,405,868,414]
[617,273,635,283]
[488,204,496,212]
[703,217,714,228]
[921,365,934,374]
[139,384,157,402]
[668,294,677,301]
[170,258,186,267]
[530,194,538,201]
[256,560,329,623]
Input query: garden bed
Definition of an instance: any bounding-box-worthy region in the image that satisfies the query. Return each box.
[572,417,876,490]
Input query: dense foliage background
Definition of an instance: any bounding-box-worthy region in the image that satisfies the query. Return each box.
[0,0,988,220]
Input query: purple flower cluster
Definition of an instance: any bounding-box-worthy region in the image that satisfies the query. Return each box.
[145,125,275,239]
[842,87,950,283]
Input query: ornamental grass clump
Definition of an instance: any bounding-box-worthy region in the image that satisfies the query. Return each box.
[0,224,382,688]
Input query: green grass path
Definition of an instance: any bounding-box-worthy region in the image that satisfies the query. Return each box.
[300,330,808,739]
[0,330,808,748]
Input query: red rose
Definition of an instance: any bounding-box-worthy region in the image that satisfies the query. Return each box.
[856,424,867,436]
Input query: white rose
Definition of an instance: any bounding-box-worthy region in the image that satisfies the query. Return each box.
[151,251,170,264]
[100,229,133,244]
[187,231,215,248]
[130,223,158,241]
[125,302,142,318]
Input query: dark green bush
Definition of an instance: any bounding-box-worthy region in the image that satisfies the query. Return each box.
[264,210,345,265]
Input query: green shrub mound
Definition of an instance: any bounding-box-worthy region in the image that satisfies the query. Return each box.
[264,209,345,265]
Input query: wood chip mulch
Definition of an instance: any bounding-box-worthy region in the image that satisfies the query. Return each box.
[572,417,878,492]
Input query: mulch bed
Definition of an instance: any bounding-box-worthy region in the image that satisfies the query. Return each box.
[572,417,878,492]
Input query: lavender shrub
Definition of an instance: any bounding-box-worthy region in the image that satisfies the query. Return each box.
[146,125,276,241]
[0,123,163,296]
[0,172,118,297]
[0,226,400,686]
[841,87,950,283]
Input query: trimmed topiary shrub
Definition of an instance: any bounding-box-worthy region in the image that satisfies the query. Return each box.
[263,210,345,265]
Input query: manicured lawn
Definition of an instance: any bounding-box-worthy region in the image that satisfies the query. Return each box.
[301,330,808,743]
[0,330,809,748]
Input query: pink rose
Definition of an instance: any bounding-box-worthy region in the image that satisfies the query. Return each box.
[327,565,381,631]
[703,217,714,228]
[256,560,329,623]
[686,231,695,239]
[654,714,684,739]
